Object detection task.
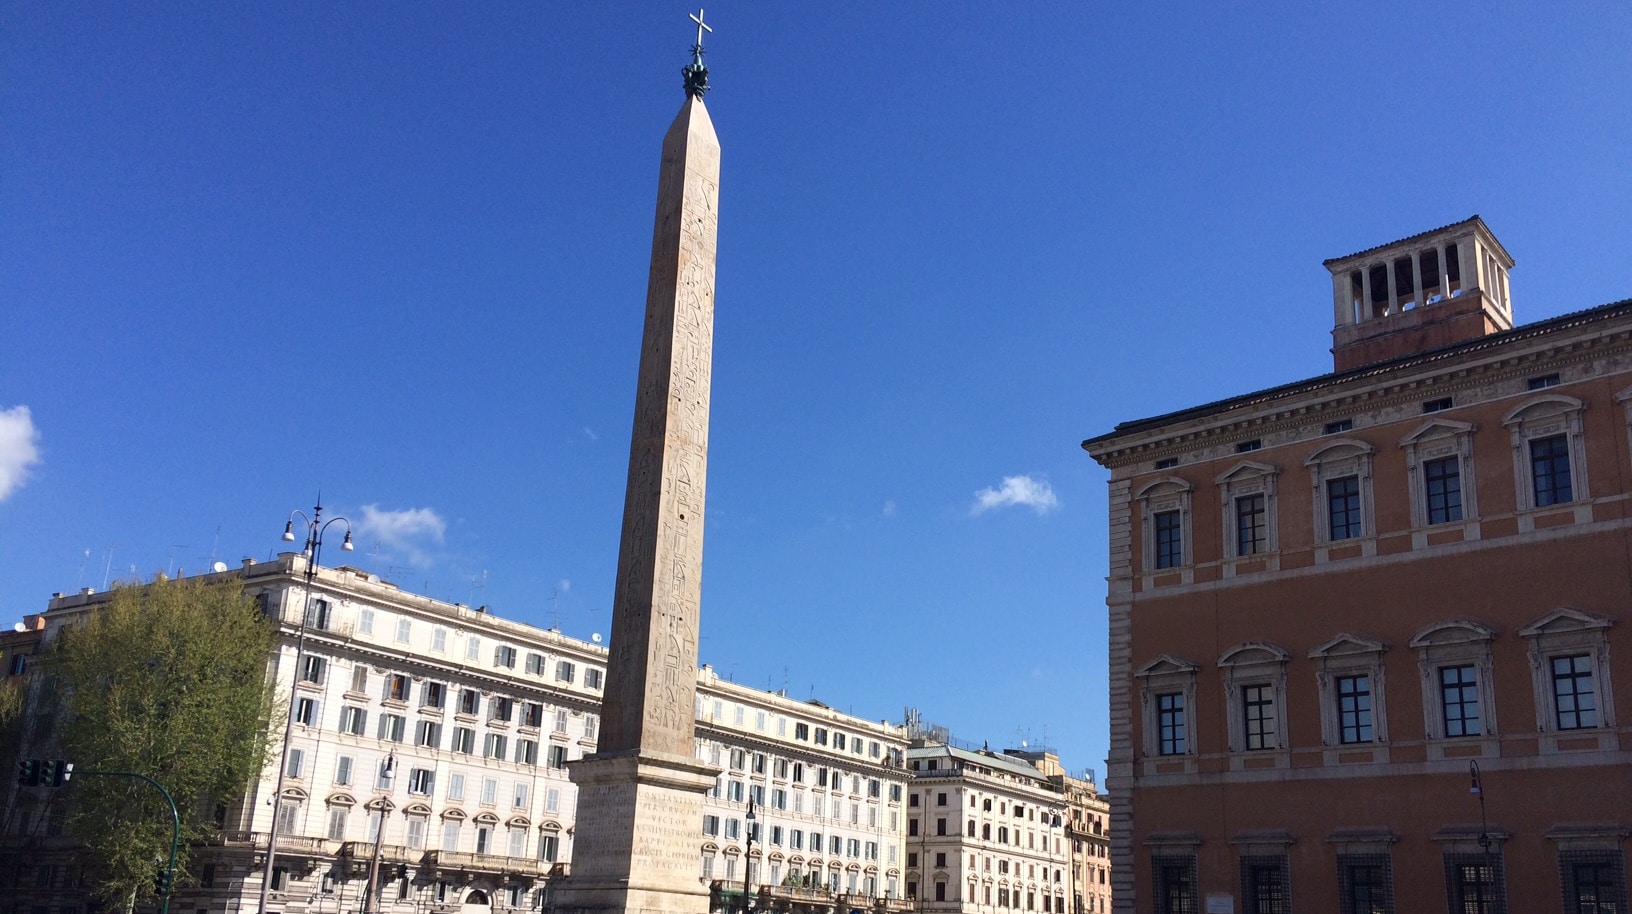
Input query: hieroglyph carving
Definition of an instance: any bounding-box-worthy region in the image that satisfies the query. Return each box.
[602,98,720,759]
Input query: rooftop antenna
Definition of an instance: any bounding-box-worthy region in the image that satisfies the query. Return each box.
[467,569,488,607]
[167,544,188,578]
[548,589,561,632]
[75,548,90,589]
[100,544,121,590]
[208,525,221,567]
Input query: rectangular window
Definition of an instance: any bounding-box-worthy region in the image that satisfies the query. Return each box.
[1336,855,1393,914]
[1424,457,1463,524]
[1530,435,1574,506]
[1235,494,1266,556]
[466,636,480,661]
[415,720,442,749]
[522,702,544,728]
[339,706,367,735]
[351,663,369,693]
[1328,475,1362,540]
[1240,856,1288,914]
[481,778,498,804]
[422,681,446,709]
[495,645,517,668]
[378,713,406,742]
[286,748,304,778]
[449,773,465,800]
[1336,675,1373,744]
[513,783,529,808]
[395,618,411,643]
[484,733,508,759]
[545,788,559,812]
[539,835,559,862]
[1444,854,1505,914]
[525,653,545,675]
[459,689,480,715]
[1242,684,1275,750]
[1157,692,1186,756]
[309,599,332,630]
[1154,510,1182,569]
[408,768,434,795]
[327,806,347,841]
[586,667,603,690]
[406,817,425,849]
[1552,654,1599,729]
[334,756,353,786]
[555,661,575,684]
[548,745,568,769]
[432,627,447,652]
[301,656,326,684]
[1152,855,1196,914]
[295,697,319,727]
[1560,851,1627,914]
[358,608,374,634]
[1440,665,1481,737]
[554,708,569,733]
[490,696,514,723]
[384,673,410,702]
[452,727,475,755]
[516,738,538,766]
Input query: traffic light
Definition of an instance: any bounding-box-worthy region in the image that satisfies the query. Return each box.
[54,761,74,786]
[40,760,57,785]
[155,867,173,897]
[16,759,39,787]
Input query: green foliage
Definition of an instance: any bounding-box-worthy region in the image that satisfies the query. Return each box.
[53,577,275,903]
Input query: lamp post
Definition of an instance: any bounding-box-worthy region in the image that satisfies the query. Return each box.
[742,797,756,914]
[1470,760,1494,909]
[257,499,353,914]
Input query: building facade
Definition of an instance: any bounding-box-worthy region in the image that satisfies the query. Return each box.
[0,555,912,914]
[902,744,1110,914]
[1084,217,1632,913]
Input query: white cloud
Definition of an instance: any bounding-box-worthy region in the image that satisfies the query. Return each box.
[581,427,599,441]
[882,500,897,518]
[971,475,1060,516]
[557,578,571,593]
[0,405,41,501]
[356,504,447,566]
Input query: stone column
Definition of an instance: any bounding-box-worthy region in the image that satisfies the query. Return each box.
[550,92,723,914]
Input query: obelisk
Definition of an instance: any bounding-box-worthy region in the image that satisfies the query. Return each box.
[551,14,722,914]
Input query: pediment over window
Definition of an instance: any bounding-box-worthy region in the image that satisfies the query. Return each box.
[472,812,500,825]
[1304,438,1375,466]
[364,797,395,812]
[403,802,432,816]
[440,807,467,821]
[786,854,804,865]
[506,815,531,828]
[326,792,356,808]
[1503,394,1584,426]
[1214,460,1279,486]
[1400,418,1476,446]
[538,820,561,832]
[1135,654,1199,678]
[1135,476,1192,499]
[702,842,720,854]
[723,847,742,857]
[1519,607,1612,638]
[767,851,785,862]
[1217,642,1291,667]
[1308,633,1387,659]
[1409,620,1495,648]
[280,786,309,802]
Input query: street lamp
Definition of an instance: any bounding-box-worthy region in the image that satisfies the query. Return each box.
[742,797,756,914]
[257,499,353,914]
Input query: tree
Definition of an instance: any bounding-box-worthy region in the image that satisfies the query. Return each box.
[52,576,275,904]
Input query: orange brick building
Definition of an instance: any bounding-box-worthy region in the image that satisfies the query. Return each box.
[1083,218,1630,913]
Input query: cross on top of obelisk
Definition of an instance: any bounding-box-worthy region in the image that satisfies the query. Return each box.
[690,9,712,48]
[682,8,712,99]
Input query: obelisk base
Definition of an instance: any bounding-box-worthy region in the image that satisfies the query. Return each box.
[550,750,720,914]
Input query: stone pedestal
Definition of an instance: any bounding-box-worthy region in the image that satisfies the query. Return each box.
[549,750,719,914]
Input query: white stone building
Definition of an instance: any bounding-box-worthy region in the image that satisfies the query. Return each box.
[902,744,1109,914]
[0,555,912,914]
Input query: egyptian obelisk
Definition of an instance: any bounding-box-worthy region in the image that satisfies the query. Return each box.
[551,14,722,914]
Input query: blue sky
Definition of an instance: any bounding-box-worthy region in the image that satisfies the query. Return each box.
[3,2,1630,782]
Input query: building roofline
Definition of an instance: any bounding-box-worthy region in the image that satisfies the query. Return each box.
[1320,215,1490,266]
[1082,296,1632,456]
